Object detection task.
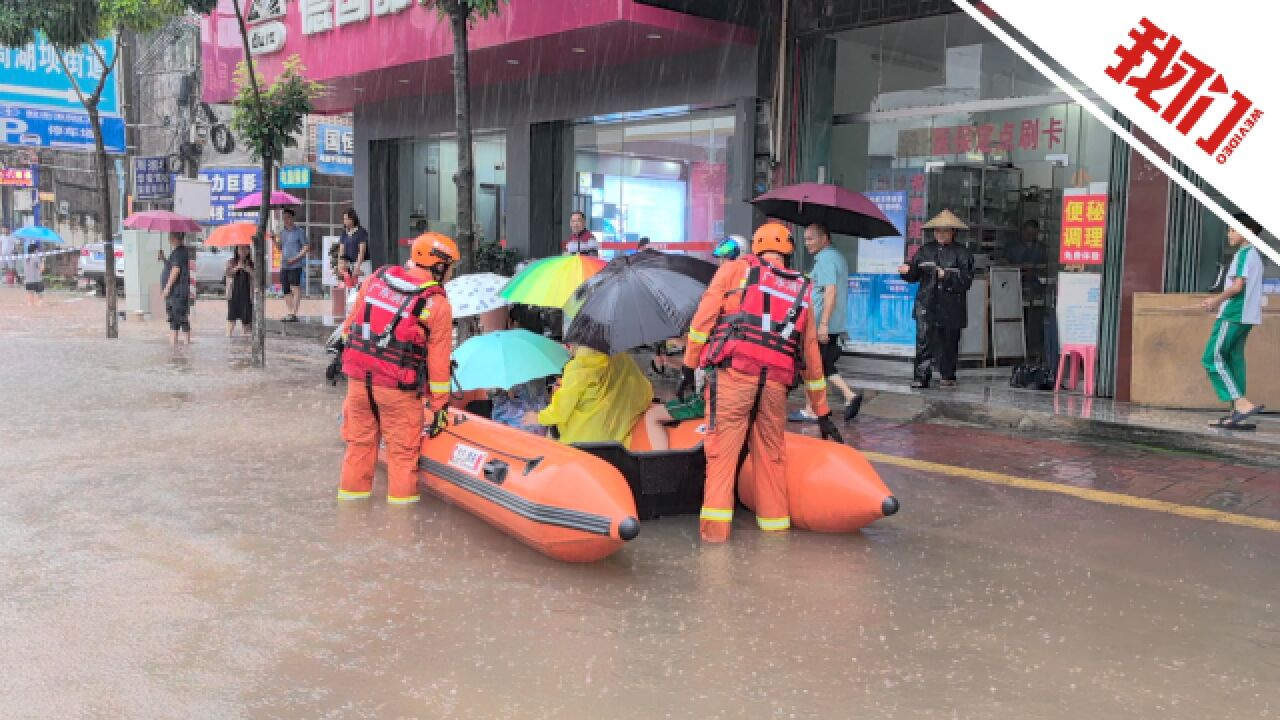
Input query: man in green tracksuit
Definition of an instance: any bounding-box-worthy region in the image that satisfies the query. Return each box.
[1200,213,1267,429]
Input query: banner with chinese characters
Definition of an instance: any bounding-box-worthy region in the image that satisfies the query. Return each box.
[860,191,908,273]
[278,165,312,189]
[1059,192,1107,265]
[0,168,33,186]
[957,2,1280,266]
[314,123,353,176]
[133,157,172,200]
[184,167,262,225]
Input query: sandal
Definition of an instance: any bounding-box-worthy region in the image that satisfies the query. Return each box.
[910,380,927,389]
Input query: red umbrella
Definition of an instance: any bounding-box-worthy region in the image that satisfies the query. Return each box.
[751,182,900,239]
[123,210,202,233]
[233,190,302,211]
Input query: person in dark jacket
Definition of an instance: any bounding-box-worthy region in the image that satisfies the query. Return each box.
[898,209,974,388]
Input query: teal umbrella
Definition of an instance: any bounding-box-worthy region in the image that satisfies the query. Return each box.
[452,329,570,391]
[14,226,63,244]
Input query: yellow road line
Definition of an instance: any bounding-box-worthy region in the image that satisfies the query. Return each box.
[863,451,1280,534]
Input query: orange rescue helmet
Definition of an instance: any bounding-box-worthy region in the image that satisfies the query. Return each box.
[751,221,794,256]
[412,232,460,268]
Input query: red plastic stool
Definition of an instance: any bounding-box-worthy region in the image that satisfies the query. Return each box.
[1055,343,1097,396]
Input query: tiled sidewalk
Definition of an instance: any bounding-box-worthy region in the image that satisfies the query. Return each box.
[834,418,1280,522]
[841,358,1280,462]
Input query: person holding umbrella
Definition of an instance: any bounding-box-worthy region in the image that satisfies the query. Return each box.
[679,221,841,544]
[337,232,459,504]
[898,210,975,388]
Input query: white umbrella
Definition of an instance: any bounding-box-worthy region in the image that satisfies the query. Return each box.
[446,272,510,318]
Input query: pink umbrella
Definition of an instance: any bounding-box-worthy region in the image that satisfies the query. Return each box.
[233,190,302,211]
[751,182,900,239]
[123,210,202,233]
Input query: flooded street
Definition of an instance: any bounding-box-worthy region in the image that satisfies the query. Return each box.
[1,292,1277,719]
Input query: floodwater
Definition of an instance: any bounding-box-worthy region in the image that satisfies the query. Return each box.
[1,292,1277,718]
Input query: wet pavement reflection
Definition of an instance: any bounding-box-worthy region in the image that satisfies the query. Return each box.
[1,292,1277,718]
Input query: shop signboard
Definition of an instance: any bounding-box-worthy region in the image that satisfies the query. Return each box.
[1056,272,1101,347]
[860,191,908,273]
[133,156,173,199]
[0,105,126,154]
[187,167,262,225]
[1059,191,1107,264]
[845,273,917,357]
[0,36,120,114]
[315,123,354,176]
[0,168,33,186]
[0,36,125,154]
[278,165,312,189]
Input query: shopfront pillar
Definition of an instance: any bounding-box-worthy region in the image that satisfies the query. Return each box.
[1113,128,1172,402]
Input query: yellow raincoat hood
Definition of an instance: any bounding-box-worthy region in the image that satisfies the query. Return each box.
[537,347,653,447]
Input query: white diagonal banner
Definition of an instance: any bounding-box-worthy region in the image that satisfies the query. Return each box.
[954,1,1279,267]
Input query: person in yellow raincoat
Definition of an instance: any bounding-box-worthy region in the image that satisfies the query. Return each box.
[523,346,653,446]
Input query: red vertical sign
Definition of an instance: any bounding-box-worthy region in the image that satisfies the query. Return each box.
[1060,194,1107,264]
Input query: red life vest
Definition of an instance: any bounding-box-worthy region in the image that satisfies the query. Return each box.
[701,255,813,386]
[343,265,445,392]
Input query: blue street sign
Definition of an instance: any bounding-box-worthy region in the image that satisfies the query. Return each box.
[0,36,120,115]
[133,156,173,199]
[278,165,312,189]
[0,105,125,153]
[315,123,353,176]
[186,167,263,225]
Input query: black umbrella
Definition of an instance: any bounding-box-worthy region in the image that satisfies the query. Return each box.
[564,249,717,354]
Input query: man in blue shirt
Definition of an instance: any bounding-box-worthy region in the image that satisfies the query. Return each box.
[792,223,862,423]
[275,207,308,321]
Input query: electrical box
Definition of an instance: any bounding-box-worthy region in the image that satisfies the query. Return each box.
[122,229,166,316]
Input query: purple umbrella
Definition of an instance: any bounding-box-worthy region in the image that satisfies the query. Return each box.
[123,210,202,233]
[233,190,302,211]
[751,182,900,239]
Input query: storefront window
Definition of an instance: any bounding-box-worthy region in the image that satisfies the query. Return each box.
[394,132,507,251]
[833,12,1080,116]
[826,11,1121,366]
[573,108,735,257]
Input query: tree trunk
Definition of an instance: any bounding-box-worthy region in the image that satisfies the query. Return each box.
[86,102,119,339]
[231,0,272,368]
[450,9,476,273]
[251,154,272,368]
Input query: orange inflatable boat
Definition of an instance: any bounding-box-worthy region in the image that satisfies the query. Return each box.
[581,418,899,532]
[417,411,640,563]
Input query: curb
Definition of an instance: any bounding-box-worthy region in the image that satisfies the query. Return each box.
[861,389,1280,468]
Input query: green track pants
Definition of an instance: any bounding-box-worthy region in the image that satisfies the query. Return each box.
[1202,318,1252,403]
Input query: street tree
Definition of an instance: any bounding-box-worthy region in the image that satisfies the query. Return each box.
[420,0,507,273]
[0,0,217,339]
[228,0,320,368]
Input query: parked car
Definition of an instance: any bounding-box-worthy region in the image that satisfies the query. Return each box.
[77,240,230,296]
[77,239,124,296]
[190,244,231,294]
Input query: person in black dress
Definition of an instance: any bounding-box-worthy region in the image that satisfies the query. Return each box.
[898,209,975,388]
[226,244,254,336]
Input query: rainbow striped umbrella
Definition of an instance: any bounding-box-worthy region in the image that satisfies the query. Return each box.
[499,254,606,308]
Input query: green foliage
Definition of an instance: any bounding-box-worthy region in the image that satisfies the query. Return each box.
[418,0,506,23]
[230,55,322,163]
[473,241,521,276]
[0,0,215,49]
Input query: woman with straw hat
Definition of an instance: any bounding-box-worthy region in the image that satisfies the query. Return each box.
[897,209,975,388]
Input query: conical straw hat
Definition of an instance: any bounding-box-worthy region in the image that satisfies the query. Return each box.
[922,209,968,230]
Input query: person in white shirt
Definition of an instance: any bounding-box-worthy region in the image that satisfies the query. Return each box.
[1200,213,1267,429]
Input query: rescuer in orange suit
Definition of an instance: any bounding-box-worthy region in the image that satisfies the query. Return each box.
[338,232,459,504]
[680,221,843,542]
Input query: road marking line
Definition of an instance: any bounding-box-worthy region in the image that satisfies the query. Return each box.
[863,451,1280,534]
